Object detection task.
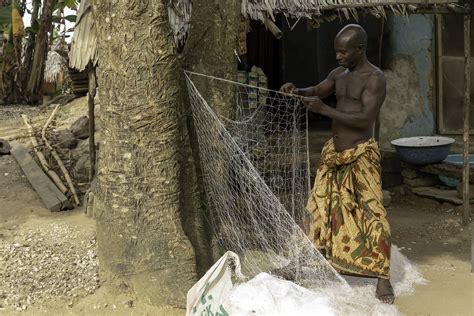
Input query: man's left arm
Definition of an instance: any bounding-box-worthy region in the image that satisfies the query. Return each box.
[302,71,386,129]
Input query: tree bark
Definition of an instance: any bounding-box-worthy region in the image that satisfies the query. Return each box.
[182,0,241,118]
[93,0,197,307]
[26,0,57,104]
[177,0,241,276]
[0,0,15,103]
[18,0,40,102]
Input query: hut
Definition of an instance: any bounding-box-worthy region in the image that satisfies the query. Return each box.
[43,41,69,101]
[69,0,472,222]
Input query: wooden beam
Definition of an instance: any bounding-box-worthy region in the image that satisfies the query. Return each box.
[462,13,471,225]
[318,0,458,10]
[10,141,70,211]
[414,6,471,14]
[436,14,445,134]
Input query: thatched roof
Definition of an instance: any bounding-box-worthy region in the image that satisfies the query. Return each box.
[169,0,192,51]
[69,0,97,72]
[69,0,459,69]
[45,41,68,83]
[242,0,459,22]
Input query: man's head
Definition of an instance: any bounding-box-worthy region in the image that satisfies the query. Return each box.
[334,24,367,69]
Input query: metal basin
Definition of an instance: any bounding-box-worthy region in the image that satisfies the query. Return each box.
[391,136,455,165]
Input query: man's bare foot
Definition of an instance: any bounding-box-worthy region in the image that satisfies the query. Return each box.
[376,278,395,304]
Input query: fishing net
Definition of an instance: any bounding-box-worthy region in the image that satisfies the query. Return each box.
[185,71,345,288]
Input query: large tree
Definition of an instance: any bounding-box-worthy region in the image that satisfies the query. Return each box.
[92,0,197,306]
[25,0,57,103]
[178,0,241,277]
[92,0,241,307]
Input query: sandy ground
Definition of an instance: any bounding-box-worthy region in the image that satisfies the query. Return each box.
[0,105,472,315]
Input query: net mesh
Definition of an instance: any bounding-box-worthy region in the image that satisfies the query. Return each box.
[185,71,346,288]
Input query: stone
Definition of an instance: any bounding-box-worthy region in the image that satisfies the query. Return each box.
[83,179,97,219]
[403,175,439,187]
[398,185,406,196]
[382,172,403,188]
[381,151,401,173]
[74,154,90,184]
[401,168,421,179]
[412,187,462,205]
[70,116,90,139]
[72,139,90,162]
[55,130,78,149]
[0,138,11,154]
[382,190,392,207]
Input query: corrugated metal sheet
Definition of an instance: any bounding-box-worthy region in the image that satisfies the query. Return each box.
[69,0,97,71]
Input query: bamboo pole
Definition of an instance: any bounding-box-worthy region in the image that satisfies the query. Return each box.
[462,14,471,225]
[21,115,68,193]
[42,104,81,206]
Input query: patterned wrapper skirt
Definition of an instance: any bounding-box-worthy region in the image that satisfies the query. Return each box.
[306,138,391,279]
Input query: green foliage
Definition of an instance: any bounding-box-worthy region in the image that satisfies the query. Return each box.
[64,14,76,22]
[55,0,79,11]
[0,5,12,34]
[0,0,24,39]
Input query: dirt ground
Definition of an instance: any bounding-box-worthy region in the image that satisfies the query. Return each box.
[0,106,472,315]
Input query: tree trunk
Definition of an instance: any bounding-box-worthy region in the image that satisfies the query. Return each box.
[20,0,40,97]
[178,0,241,275]
[0,0,15,103]
[93,0,197,307]
[26,0,57,104]
[182,0,241,118]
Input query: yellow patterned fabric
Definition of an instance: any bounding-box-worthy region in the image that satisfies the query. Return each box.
[307,138,391,279]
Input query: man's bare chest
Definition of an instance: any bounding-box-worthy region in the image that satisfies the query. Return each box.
[335,73,371,101]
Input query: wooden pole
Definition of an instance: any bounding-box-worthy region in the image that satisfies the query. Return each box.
[462,13,471,226]
[42,105,81,206]
[21,115,68,194]
[88,67,97,182]
[374,17,385,142]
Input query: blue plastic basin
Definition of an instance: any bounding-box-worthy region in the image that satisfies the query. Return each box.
[439,154,474,187]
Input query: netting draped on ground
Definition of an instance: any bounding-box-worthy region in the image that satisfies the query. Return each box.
[185,71,346,288]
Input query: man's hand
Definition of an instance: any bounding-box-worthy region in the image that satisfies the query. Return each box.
[279,82,299,95]
[301,96,324,113]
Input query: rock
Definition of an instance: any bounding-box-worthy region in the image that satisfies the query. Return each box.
[403,175,439,187]
[412,187,462,205]
[401,168,420,179]
[55,130,78,149]
[71,139,90,162]
[0,138,11,154]
[84,179,97,219]
[382,190,392,207]
[398,185,406,196]
[382,172,403,188]
[70,116,90,139]
[381,151,402,173]
[74,154,90,184]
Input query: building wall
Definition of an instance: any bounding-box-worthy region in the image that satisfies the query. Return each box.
[379,15,435,151]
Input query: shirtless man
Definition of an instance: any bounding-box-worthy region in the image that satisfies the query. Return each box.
[281,24,394,304]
